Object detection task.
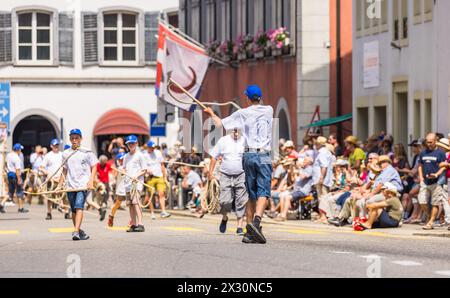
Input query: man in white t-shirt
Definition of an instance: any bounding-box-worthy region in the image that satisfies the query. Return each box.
[58,129,98,241]
[204,84,273,244]
[123,135,148,233]
[182,166,203,208]
[143,140,170,219]
[4,143,28,213]
[40,138,70,220]
[209,128,248,236]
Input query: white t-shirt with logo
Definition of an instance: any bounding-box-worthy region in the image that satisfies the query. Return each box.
[6,152,23,173]
[42,151,64,179]
[63,147,98,190]
[209,134,245,176]
[222,105,273,151]
[123,150,148,192]
[144,149,164,178]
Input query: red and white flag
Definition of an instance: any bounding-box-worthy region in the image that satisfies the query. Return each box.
[155,22,210,112]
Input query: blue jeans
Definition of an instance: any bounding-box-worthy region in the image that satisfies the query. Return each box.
[7,173,24,199]
[243,152,272,200]
[67,191,87,213]
[336,191,351,207]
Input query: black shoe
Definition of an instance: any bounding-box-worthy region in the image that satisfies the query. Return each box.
[328,217,347,227]
[18,208,29,213]
[46,213,52,220]
[65,213,71,220]
[219,218,228,234]
[246,223,266,244]
[72,231,80,241]
[134,225,145,232]
[236,228,244,236]
[127,225,137,232]
[99,208,106,221]
[79,230,90,240]
[242,232,256,244]
[0,205,5,213]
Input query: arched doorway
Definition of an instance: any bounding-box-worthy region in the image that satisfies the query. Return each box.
[275,98,292,141]
[13,115,57,168]
[278,109,290,140]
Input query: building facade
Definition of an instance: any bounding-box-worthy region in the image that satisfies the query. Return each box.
[179,0,352,151]
[0,0,179,159]
[353,0,448,150]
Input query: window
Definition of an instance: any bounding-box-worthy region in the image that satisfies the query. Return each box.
[393,0,399,41]
[17,11,52,63]
[424,0,433,22]
[401,0,408,40]
[381,0,388,30]
[103,12,137,63]
[356,0,362,35]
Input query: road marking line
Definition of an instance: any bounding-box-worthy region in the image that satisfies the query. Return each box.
[391,261,423,266]
[332,251,354,255]
[434,271,450,277]
[162,227,204,232]
[273,228,328,235]
[0,230,20,235]
[48,228,74,233]
[107,226,129,231]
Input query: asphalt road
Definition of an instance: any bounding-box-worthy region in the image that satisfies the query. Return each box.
[1,203,450,278]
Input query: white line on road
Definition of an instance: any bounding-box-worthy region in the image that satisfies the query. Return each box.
[331,251,355,255]
[391,261,423,267]
[434,271,450,277]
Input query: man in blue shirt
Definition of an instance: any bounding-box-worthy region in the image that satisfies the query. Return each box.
[418,133,447,230]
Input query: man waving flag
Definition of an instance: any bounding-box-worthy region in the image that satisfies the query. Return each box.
[155,21,210,112]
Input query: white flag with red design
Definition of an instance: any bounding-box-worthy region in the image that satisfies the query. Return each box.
[155,22,210,112]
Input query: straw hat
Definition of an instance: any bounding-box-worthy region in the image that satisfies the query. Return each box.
[378,155,392,165]
[283,140,295,149]
[437,138,450,151]
[345,136,358,145]
[325,143,335,154]
[315,136,327,146]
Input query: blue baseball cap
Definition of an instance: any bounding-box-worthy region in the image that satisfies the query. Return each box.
[147,140,156,148]
[244,85,262,101]
[116,152,126,160]
[13,143,23,151]
[50,139,60,146]
[64,144,71,150]
[69,128,82,137]
[125,135,138,144]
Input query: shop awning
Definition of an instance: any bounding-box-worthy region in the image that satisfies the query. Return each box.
[305,113,353,128]
[93,108,149,136]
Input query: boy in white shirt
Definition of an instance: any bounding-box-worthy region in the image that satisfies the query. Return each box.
[58,129,98,241]
[123,135,148,233]
[5,143,28,213]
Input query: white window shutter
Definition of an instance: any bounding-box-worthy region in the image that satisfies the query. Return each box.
[144,11,159,63]
[0,12,12,66]
[58,12,74,65]
[138,12,145,66]
[81,12,98,65]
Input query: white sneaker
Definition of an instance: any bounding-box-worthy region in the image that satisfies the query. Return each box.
[160,211,171,218]
[4,201,15,207]
[151,213,156,220]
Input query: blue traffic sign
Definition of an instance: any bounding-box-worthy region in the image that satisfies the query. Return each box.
[150,113,166,137]
[0,82,10,130]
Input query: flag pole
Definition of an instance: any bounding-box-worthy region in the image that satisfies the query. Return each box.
[167,78,208,110]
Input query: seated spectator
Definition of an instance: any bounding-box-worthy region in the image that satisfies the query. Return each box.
[274,157,314,222]
[181,166,203,209]
[357,182,404,230]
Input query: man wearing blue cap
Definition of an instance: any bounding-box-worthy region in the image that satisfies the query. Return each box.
[123,135,148,232]
[143,140,170,219]
[204,84,273,244]
[3,143,28,213]
[58,129,98,241]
